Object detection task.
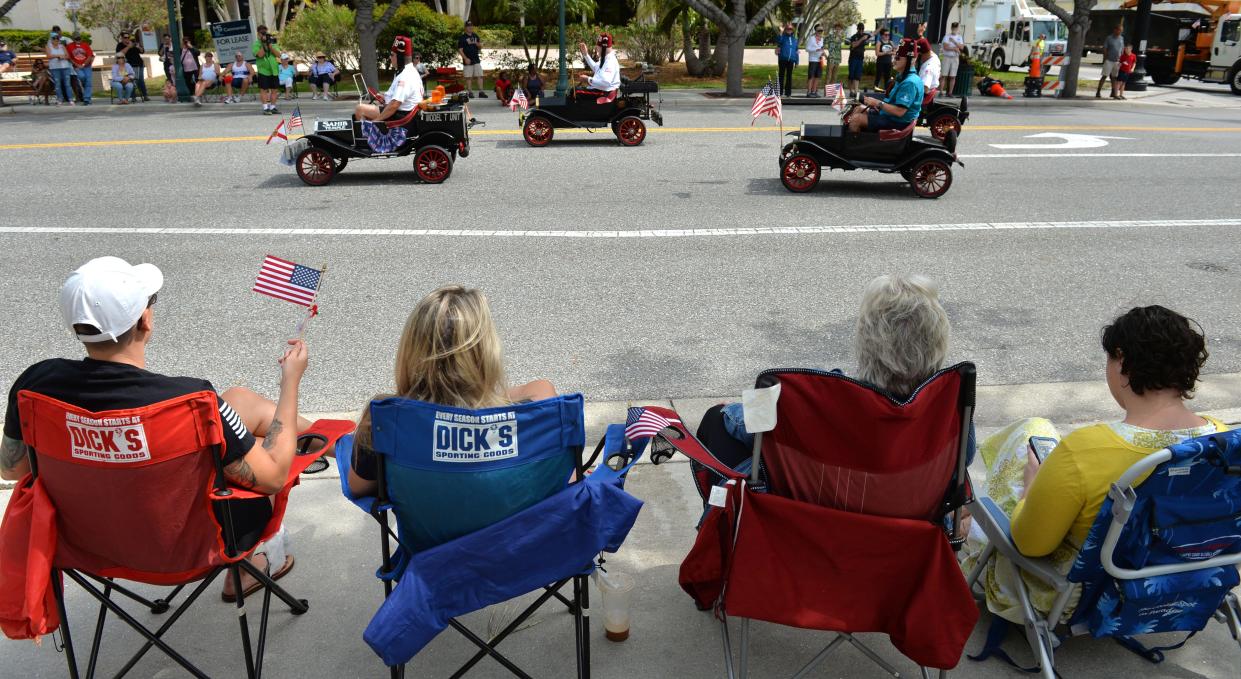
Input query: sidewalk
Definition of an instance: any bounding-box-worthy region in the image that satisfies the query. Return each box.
[3,374,1241,676]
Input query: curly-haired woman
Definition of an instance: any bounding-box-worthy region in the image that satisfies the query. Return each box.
[962,305,1227,624]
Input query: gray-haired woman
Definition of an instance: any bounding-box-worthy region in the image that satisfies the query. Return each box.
[693,274,969,477]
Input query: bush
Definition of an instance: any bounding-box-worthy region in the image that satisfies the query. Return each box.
[746,24,779,46]
[0,29,93,52]
[966,55,990,79]
[621,21,675,66]
[192,29,213,50]
[281,0,357,68]
[378,2,463,68]
[476,27,512,48]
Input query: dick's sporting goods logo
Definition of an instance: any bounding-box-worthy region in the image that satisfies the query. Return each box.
[65,412,151,463]
[432,410,518,462]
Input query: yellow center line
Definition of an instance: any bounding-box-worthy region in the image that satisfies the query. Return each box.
[2,124,1238,150]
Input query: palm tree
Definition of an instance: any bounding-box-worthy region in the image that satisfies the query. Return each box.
[0,0,24,21]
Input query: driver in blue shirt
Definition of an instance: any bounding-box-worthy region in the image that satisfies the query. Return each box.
[847,41,923,134]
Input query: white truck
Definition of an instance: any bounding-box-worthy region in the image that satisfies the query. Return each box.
[955,0,1069,71]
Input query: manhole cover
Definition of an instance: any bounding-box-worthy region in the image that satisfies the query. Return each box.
[1187,262,1229,273]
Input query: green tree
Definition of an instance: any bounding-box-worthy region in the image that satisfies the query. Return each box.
[280,1,358,68]
[508,0,596,71]
[354,0,409,90]
[78,0,166,43]
[1031,0,1096,98]
[378,2,463,68]
[682,0,783,95]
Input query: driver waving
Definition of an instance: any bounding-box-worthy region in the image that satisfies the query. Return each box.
[847,40,923,134]
[577,33,620,93]
[355,38,425,122]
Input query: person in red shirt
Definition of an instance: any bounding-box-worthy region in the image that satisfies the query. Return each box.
[492,71,512,105]
[1115,44,1137,100]
[66,33,94,105]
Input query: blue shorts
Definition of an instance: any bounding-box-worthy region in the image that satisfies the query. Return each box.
[866,111,907,132]
[848,57,864,82]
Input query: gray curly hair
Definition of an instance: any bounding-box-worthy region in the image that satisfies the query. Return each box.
[854,274,951,399]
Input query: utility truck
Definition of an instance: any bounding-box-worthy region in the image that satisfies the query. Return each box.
[1088,0,1241,94]
[956,0,1069,71]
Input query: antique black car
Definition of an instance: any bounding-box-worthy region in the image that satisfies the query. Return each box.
[779,113,962,198]
[282,92,472,186]
[920,90,969,140]
[519,77,663,147]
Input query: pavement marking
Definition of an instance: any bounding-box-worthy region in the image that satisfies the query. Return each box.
[961,152,1241,158]
[1,219,1238,239]
[2,124,1239,150]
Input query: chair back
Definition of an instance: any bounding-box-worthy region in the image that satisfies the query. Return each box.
[755,363,974,521]
[369,394,585,553]
[16,390,231,583]
[1068,430,1241,637]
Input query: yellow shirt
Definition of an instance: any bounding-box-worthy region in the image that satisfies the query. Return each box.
[1010,416,1227,557]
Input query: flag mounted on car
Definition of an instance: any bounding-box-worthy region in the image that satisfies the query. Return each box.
[751,80,782,125]
[509,87,528,112]
[266,119,288,144]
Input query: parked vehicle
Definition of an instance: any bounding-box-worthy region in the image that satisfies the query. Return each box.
[1089,0,1241,94]
[956,0,1069,72]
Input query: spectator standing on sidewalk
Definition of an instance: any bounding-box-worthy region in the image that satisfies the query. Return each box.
[940,22,964,94]
[159,34,174,80]
[824,23,844,86]
[458,21,485,98]
[1115,44,1136,100]
[110,53,135,104]
[847,22,871,99]
[308,53,337,100]
[67,32,94,105]
[874,28,895,90]
[1097,25,1124,99]
[253,24,281,115]
[775,23,798,98]
[45,32,74,106]
[804,25,824,97]
[115,32,147,102]
[180,37,200,94]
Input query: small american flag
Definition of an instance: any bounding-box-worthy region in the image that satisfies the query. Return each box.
[625,406,679,441]
[253,256,321,307]
[509,87,528,111]
[824,83,846,111]
[750,80,782,125]
[290,105,303,131]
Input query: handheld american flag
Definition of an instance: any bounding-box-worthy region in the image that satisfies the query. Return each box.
[509,87,528,111]
[290,106,303,131]
[253,256,321,307]
[750,80,782,125]
[625,406,680,441]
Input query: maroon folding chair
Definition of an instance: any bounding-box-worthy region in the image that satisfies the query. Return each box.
[650,363,979,678]
[14,389,353,678]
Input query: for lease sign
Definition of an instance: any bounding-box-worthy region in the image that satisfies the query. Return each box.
[211,20,255,63]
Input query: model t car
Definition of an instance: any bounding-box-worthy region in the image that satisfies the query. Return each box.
[282,88,473,186]
[919,88,969,140]
[779,105,962,199]
[519,76,663,147]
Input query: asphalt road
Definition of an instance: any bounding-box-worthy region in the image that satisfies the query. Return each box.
[1,93,1240,413]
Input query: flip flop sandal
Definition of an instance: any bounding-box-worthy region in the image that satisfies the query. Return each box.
[221,554,295,603]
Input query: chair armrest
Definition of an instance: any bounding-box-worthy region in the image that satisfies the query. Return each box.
[210,419,356,502]
[970,496,1070,590]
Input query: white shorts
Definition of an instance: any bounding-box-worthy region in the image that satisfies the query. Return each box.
[942,54,960,77]
[1101,60,1120,78]
[462,62,482,78]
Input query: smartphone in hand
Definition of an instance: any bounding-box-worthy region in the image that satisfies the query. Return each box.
[1028,436,1058,463]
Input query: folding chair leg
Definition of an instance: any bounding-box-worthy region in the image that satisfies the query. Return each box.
[738,617,749,679]
[448,618,535,679]
[844,633,900,678]
[238,557,309,615]
[112,570,221,679]
[229,564,259,679]
[1223,593,1241,650]
[720,615,738,679]
[789,634,845,679]
[53,570,81,679]
[62,570,210,679]
[575,574,591,679]
[448,581,566,679]
[84,581,111,679]
[965,542,994,589]
[919,668,948,679]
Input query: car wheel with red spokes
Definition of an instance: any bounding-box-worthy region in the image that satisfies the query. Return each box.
[781,154,820,193]
[295,147,335,186]
[910,158,953,199]
[523,115,554,147]
[414,145,453,183]
[615,116,646,146]
[928,113,962,141]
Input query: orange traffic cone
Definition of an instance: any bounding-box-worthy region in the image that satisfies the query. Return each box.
[1030,56,1042,79]
[988,82,1013,100]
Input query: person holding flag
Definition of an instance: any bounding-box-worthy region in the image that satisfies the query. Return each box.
[354,38,424,122]
[847,40,923,134]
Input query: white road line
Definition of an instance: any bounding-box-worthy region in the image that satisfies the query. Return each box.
[0,219,1237,239]
[962,152,1241,158]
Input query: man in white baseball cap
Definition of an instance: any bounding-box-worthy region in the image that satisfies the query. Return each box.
[4,256,315,602]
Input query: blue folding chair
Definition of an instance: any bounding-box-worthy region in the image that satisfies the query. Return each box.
[968,429,1241,677]
[337,394,645,678]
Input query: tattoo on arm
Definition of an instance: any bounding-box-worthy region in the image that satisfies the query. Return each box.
[223,458,258,489]
[262,417,284,450]
[1,435,30,472]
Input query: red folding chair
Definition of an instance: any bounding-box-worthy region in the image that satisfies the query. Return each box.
[14,389,353,679]
[652,364,979,678]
